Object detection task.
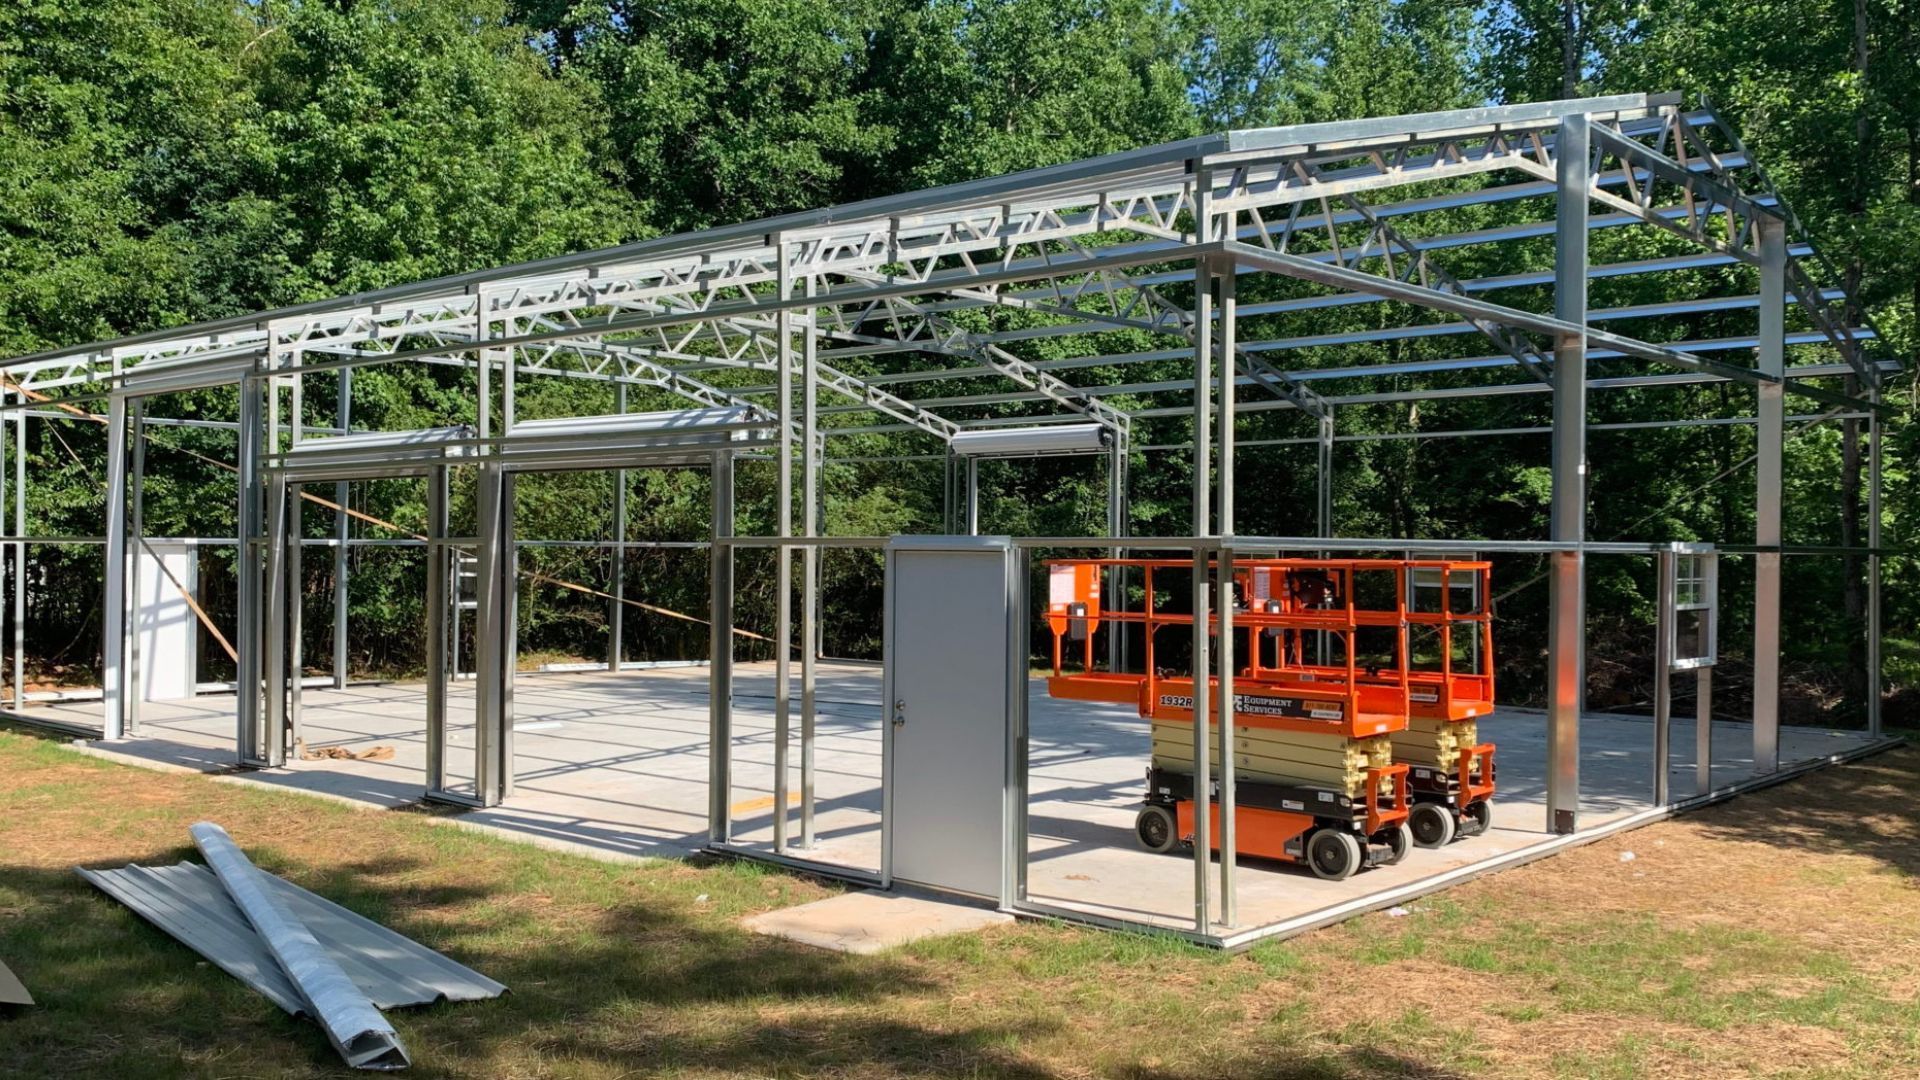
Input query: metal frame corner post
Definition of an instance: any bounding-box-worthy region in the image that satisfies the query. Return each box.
[1545,113,1591,835]
[1106,430,1130,675]
[332,369,351,689]
[1189,221,1215,932]
[10,392,24,714]
[235,374,271,767]
[800,275,820,849]
[473,463,515,807]
[1215,260,1237,928]
[1752,214,1786,773]
[707,450,736,843]
[608,383,628,674]
[1653,549,1674,806]
[263,471,290,763]
[1866,377,1883,737]
[100,394,130,740]
[286,481,304,751]
[126,397,145,734]
[773,246,796,852]
[423,466,450,796]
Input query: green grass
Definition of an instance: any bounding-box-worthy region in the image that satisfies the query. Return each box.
[5,723,1920,1078]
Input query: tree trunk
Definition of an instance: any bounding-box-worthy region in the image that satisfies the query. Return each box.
[1561,0,1580,98]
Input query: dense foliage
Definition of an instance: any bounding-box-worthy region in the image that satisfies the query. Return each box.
[0,0,1912,723]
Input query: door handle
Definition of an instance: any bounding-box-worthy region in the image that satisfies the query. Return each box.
[892,699,907,730]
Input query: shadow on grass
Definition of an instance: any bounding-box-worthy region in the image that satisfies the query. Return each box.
[0,853,1050,1078]
[1687,745,1920,877]
[0,842,1481,1079]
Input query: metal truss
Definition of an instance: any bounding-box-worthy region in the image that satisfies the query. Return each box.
[1,92,1896,429]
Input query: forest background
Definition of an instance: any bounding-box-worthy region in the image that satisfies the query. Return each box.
[1,0,1914,726]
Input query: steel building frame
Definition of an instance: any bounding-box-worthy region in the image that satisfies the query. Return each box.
[0,93,1900,933]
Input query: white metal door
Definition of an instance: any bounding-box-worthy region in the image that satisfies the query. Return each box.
[884,538,1021,899]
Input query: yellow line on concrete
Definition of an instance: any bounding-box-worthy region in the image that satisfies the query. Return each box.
[729,792,803,814]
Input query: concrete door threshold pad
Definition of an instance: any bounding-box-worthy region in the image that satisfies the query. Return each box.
[742,888,1012,955]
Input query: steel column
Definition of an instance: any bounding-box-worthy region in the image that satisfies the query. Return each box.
[801,275,820,848]
[1106,432,1128,675]
[127,399,145,734]
[1867,378,1882,736]
[101,394,129,740]
[942,452,956,532]
[1216,262,1237,926]
[1653,550,1674,806]
[609,383,628,672]
[1316,409,1334,539]
[1190,232,1215,933]
[0,388,10,710]
[10,395,22,712]
[236,376,265,764]
[424,467,449,795]
[1752,215,1785,773]
[263,471,289,764]
[1545,114,1590,835]
[1695,668,1713,793]
[708,451,736,843]
[286,482,304,750]
[332,370,350,689]
[263,375,286,763]
[473,465,515,806]
[964,457,980,535]
[773,245,795,852]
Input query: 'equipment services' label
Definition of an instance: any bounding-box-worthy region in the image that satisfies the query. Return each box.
[1158,693,1344,722]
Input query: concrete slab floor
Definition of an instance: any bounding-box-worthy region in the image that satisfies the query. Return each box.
[11,661,1884,938]
[741,889,1012,955]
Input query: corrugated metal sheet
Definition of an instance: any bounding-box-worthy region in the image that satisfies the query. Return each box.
[189,822,409,1071]
[0,957,31,1006]
[76,862,506,1014]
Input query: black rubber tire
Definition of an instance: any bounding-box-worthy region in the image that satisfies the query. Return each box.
[1306,828,1363,881]
[1460,799,1492,837]
[1135,803,1178,853]
[1409,803,1457,848]
[1378,822,1413,865]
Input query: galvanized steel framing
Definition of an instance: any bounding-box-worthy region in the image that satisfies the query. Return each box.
[0,93,1901,937]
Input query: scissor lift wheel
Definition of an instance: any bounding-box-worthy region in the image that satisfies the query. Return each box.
[1378,822,1413,865]
[1460,799,1492,837]
[1408,802,1456,848]
[1135,803,1178,853]
[1306,829,1362,881]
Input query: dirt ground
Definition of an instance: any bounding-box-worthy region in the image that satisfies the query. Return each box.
[1,723,1915,1079]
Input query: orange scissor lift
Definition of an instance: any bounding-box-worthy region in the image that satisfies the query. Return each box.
[1257,559,1499,846]
[1045,557,1496,880]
